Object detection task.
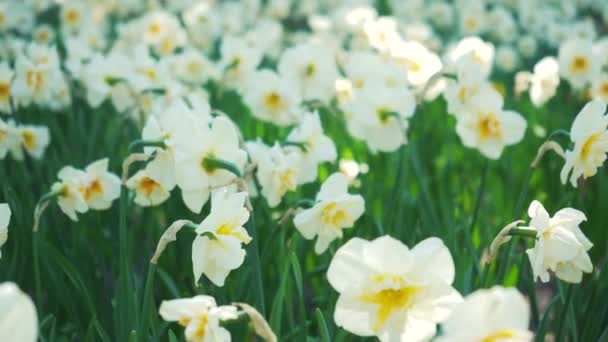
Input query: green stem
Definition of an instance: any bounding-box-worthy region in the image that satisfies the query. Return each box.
[127,139,165,153]
[507,228,538,239]
[466,159,488,279]
[117,179,134,340]
[138,263,157,342]
[202,157,242,178]
[497,166,533,283]
[246,203,266,315]
[556,283,574,342]
[32,230,42,312]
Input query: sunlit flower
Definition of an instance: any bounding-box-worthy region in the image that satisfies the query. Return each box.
[529,57,560,107]
[52,168,88,221]
[524,200,593,283]
[278,42,339,102]
[0,282,38,342]
[447,36,495,78]
[173,116,247,213]
[0,203,10,258]
[11,43,64,108]
[590,73,608,102]
[558,39,599,90]
[344,81,416,152]
[437,286,532,342]
[363,17,400,52]
[294,173,364,253]
[126,153,176,207]
[390,40,442,90]
[285,111,337,183]
[159,295,238,342]
[61,2,89,34]
[242,69,300,126]
[78,159,121,210]
[327,236,461,341]
[561,100,608,187]
[455,86,526,159]
[192,189,252,286]
[220,35,263,88]
[0,119,20,160]
[0,62,14,113]
[81,53,133,108]
[17,125,49,160]
[248,141,301,208]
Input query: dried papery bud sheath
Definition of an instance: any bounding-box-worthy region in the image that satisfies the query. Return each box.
[233,303,277,342]
[531,140,565,168]
[483,220,525,265]
[150,220,193,264]
[32,190,61,232]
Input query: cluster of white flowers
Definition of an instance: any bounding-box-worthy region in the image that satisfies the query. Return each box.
[0,117,49,161]
[51,158,121,221]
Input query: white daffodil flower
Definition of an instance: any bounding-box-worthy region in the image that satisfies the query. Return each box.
[126,152,176,207]
[11,43,64,108]
[285,111,337,184]
[278,42,339,102]
[0,118,21,160]
[80,53,133,108]
[525,200,593,283]
[0,282,38,342]
[390,40,443,90]
[294,173,364,254]
[343,50,409,91]
[78,159,121,210]
[447,36,495,78]
[242,69,300,126]
[558,39,599,90]
[220,35,263,89]
[455,86,526,159]
[0,62,14,113]
[248,142,302,208]
[560,100,608,187]
[159,295,238,342]
[17,125,49,160]
[590,73,608,102]
[437,286,532,342]
[327,236,462,342]
[173,116,247,213]
[345,81,416,153]
[0,203,10,259]
[529,57,560,107]
[52,167,89,221]
[192,189,252,286]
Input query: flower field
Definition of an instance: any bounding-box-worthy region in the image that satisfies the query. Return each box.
[1,0,608,341]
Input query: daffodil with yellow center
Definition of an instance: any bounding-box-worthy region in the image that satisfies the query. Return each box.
[561,100,608,187]
[437,286,532,342]
[294,173,364,254]
[192,190,251,286]
[328,236,461,342]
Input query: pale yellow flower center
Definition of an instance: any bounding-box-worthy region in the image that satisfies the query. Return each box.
[263,92,285,113]
[320,202,347,227]
[477,113,502,140]
[599,83,608,98]
[215,221,250,243]
[148,22,162,35]
[481,329,515,342]
[64,9,80,25]
[571,56,588,73]
[580,132,601,161]
[21,130,36,150]
[305,63,316,78]
[0,82,10,100]
[278,168,297,193]
[360,279,420,332]
[82,179,104,202]
[26,70,45,92]
[139,177,160,197]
